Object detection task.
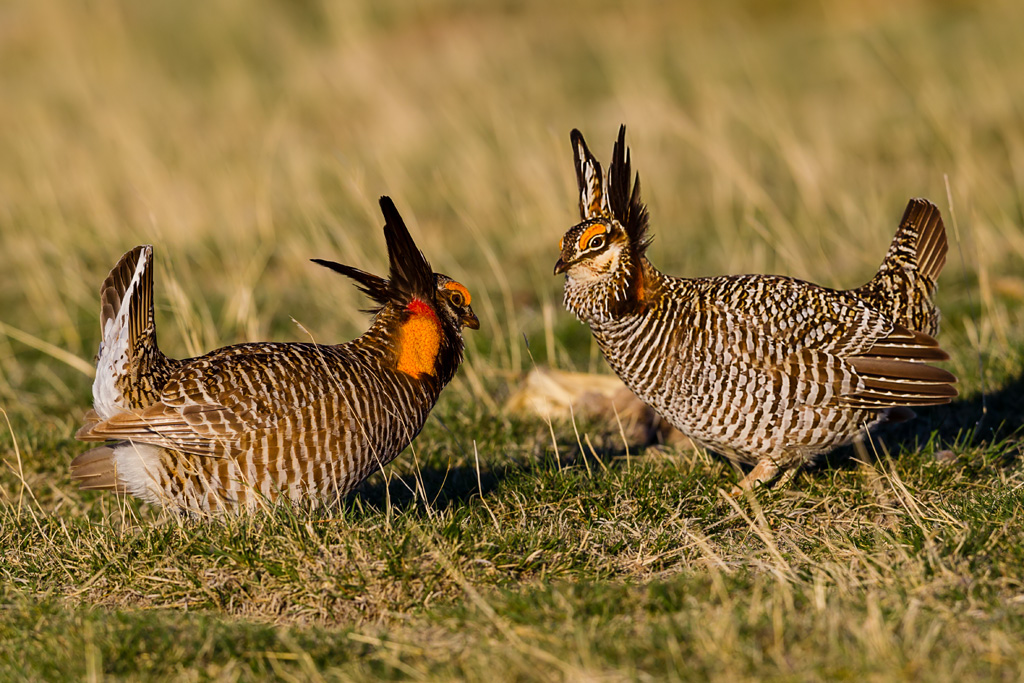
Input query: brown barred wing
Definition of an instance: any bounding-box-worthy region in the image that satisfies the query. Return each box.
[675,303,868,459]
[75,399,243,457]
[700,276,896,358]
[690,285,956,421]
[76,343,358,453]
[843,326,958,409]
[690,301,866,413]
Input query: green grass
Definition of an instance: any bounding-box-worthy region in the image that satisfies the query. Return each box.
[3,0,1024,679]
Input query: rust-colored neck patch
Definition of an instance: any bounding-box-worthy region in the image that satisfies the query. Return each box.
[397,298,440,377]
[634,266,646,303]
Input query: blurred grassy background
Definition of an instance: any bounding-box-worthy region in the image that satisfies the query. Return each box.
[3,0,1023,412]
[2,0,1024,679]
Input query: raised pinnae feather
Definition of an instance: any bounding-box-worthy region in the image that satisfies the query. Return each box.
[570,129,611,221]
[607,125,651,255]
[379,196,436,303]
[310,260,391,312]
[311,196,436,310]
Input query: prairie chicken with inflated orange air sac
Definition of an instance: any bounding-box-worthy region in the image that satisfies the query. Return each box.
[73,196,478,513]
[554,126,957,491]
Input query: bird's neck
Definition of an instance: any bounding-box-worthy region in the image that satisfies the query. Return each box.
[563,256,658,326]
[361,302,464,387]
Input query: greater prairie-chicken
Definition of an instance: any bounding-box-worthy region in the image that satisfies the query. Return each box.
[554,126,957,490]
[73,197,478,513]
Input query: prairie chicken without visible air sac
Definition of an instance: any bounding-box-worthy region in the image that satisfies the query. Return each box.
[554,126,958,491]
[73,196,479,513]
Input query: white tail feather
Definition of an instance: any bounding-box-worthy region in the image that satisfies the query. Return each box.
[113,441,167,504]
[92,246,151,420]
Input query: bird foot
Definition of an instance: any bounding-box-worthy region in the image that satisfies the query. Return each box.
[728,459,797,496]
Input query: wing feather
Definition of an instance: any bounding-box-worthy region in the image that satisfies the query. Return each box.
[704,277,956,411]
[75,344,351,460]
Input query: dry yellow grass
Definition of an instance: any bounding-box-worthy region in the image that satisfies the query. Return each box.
[2,0,1024,679]
[2,0,1022,379]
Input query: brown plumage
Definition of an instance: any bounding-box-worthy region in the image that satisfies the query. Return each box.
[555,126,957,490]
[73,196,479,513]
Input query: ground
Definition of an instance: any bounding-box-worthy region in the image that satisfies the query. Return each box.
[2,0,1024,679]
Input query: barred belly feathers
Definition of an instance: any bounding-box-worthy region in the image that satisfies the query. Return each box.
[555,126,957,491]
[73,197,478,513]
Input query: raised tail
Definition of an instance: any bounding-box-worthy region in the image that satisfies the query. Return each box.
[854,198,947,336]
[74,245,175,492]
[88,245,174,421]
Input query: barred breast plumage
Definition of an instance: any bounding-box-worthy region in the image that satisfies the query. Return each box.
[555,126,957,491]
[73,196,479,513]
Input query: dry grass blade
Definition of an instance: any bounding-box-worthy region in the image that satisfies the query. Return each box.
[0,322,95,377]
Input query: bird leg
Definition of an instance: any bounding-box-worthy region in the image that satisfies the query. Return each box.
[730,458,782,495]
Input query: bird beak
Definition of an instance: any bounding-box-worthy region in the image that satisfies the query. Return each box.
[553,257,568,275]
[461,309,480,330]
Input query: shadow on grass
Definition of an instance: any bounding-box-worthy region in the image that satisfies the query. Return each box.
[816,368,1024,475]
[346,463,507,516]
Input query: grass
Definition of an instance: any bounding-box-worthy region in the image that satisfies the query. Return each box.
[2,0,1024,679]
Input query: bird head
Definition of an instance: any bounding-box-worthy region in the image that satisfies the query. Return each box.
[433,274,479,331]
[553,217,630,282]
[555,126,651,322]
[312,196,478,379]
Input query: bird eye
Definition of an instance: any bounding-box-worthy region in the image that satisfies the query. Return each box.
[587,235,606,250]
[449,291,464,307]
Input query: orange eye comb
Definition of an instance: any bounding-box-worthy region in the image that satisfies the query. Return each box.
[577,223,606,251]
[444,281,471,305]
